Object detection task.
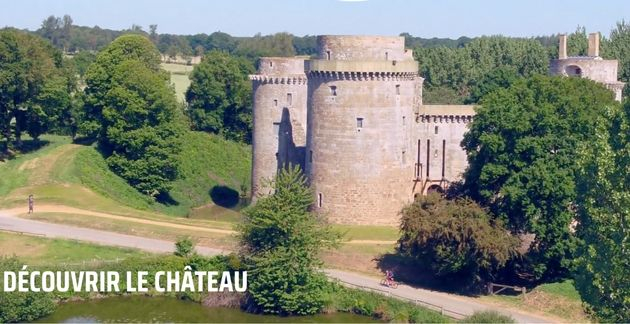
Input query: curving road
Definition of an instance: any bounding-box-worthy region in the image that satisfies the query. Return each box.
[0,211,557,323]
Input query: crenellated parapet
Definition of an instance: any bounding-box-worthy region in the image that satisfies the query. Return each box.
[308,70,417,81]
[249,75,308,85]
[416,105,476,123]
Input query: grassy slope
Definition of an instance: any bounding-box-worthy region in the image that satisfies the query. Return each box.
[0,133,251,220]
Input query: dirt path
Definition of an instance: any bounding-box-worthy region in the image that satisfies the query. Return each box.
[0,205,235,235]
[0,204,397,244]
[23,144,80,185]
[0,204,396,244]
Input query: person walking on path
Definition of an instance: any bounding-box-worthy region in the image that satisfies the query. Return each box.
[28,194,34,214]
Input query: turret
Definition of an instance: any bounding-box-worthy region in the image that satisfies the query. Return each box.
[249,57,308,199]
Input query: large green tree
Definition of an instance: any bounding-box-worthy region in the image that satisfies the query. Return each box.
[186,50,254,143]
[239,166,340,315]
[83,34,183,197]
[462,75,618,281]
[0,28,73,151]
[574,102,630,322]
[398,193,519,290]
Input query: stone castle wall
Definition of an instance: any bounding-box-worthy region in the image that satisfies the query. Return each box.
[249,32,624,226]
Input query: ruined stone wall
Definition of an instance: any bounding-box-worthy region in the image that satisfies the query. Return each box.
[250,57,308,199]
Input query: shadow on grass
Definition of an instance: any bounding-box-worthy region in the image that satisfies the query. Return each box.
[156,191,180,206]
[210,185,240,209]
[1,139,51,161]
[375,253,481,296]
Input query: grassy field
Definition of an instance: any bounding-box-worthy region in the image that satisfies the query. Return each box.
[0,231,150,266]
[162,63,193,102]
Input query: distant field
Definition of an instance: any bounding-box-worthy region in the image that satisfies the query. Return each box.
[161,63,193,102]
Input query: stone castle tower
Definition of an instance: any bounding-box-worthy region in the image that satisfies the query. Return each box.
[250,34,623,225]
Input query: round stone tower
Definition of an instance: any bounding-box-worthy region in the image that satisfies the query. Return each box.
[250,57,308,199]
[305,36,420,225]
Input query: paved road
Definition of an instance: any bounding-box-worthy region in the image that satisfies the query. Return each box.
[0,211,556,323]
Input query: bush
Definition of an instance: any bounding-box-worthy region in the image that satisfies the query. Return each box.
[398,193,519,290]
[324,283,449,323]
[174,237,195,257]
[462,310,515,323]
[0,257,56,322]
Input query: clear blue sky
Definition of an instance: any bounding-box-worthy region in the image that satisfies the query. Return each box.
[1,0,629,38]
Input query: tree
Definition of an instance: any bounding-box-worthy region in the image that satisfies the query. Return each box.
[604,20,630,96]
[466,66,519,104]
[83,35,183,197]
[574,102,630,322]
[398,193,519,290]
[239,166,340,315]
[567,26,588,57]
[186,50,254,143]
[461,75,619,281]
[0,29,71,150]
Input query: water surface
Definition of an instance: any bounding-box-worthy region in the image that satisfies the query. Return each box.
[37,295,377,323]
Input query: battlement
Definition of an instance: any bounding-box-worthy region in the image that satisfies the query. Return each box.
[249,75,308,85]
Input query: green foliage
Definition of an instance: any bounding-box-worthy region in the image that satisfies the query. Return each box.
[234,32,296,60]
[423,86,465,105]
[186,50,254,143]
[69,51,96,78]
[0,257,56,322]
[398,193,519,289]
[174,237,195,257]
[83,34,183,197]
[415,36,548,103]
[604,21,630,90]
[324,283,449,323]
[462,75,618,281]
[239,166,341,315]
[574,102,630,322]
[462,310,515,323]
[0,28,74,150]
[466,66,519,104]
[567,26,588,57]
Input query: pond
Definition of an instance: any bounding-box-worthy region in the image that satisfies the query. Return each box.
[36,295,377,323]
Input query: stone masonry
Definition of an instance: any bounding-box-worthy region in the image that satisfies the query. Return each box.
[249,33,624,226]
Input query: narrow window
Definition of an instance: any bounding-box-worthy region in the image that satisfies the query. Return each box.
[269,61,273,67]
[287,93,292,106]
[402,151,406,164]
[273,99,278,107]
[426,139,430,177]
[434,126,439,134]
[416,139,421,178]
[330,85,337,96]
[318,193,323,208]
[385,52,389,60]
[396,84,400,95]
[326,51,331,60]
[273,122,280,137]
[356,117,363,128]
[309,150,313,163]
[402,116,406,126]
[441,140,446,178]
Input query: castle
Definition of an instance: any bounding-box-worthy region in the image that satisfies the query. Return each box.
[249,33,623,226]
